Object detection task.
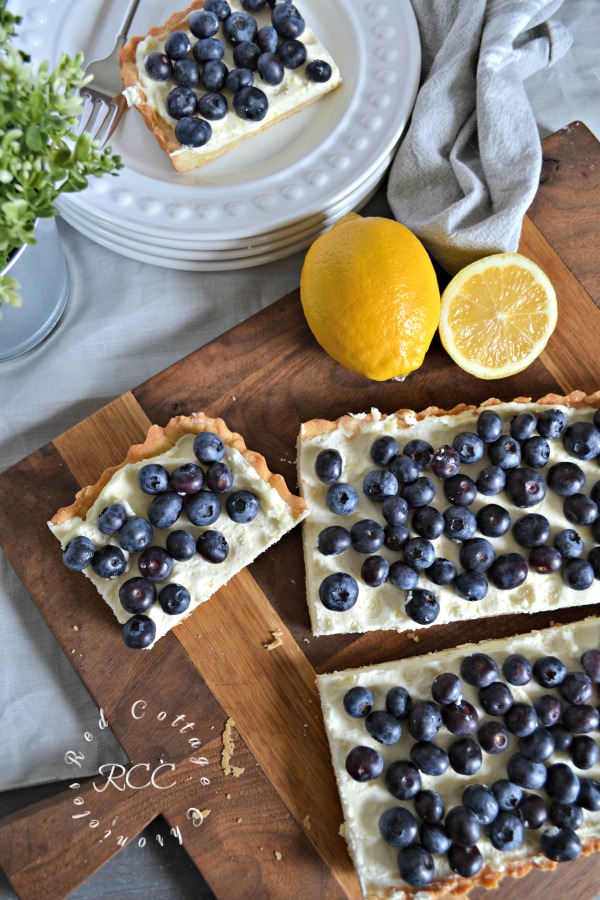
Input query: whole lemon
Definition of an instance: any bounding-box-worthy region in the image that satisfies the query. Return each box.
[300,213,440,381]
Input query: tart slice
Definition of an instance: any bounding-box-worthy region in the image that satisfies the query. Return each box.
[297,391,600,637]
[317,616,600,898]
[119,0,342,173]
[49,412,308,648]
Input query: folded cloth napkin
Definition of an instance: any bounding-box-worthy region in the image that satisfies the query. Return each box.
[387,0,573,275]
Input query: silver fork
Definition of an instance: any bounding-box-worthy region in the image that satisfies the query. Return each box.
[78,0,142,147]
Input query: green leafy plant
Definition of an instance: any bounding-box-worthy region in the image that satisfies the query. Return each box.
[0,4,122,311]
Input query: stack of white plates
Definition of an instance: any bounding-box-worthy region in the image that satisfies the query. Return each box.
[14,0,420,271]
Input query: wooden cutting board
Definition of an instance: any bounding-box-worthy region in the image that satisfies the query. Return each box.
[1,122,600,900]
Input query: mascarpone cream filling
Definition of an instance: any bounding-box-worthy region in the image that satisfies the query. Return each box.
[318,616,600,899]
[298,402,600,636]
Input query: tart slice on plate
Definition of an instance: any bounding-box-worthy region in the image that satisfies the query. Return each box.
[49,412,308,648]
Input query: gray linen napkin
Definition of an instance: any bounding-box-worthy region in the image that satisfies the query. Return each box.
[387,0,573,275]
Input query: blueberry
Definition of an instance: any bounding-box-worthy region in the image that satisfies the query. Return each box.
[204,0,231,19]
[505,467,547,508]
[383,524,410,551]
[420,823,451,855]
[158,583,191,615]
[122,614,156,649]
[138,463,169,494]
[533,655,567,687]
[97,503,127,536]
[522,435,551,468]
[534,694,563,726]
[410,741,449,776]
[225,66,254,92]
[388,561,418,591]
[429,444,461,479]
[414,789,445,824]
[378,807,418,847]
[201,59,228,90]
[194,431,225,464]
[315,448,343,483]
[192,37,225,62]
[540,826,582,861]
[554,528,584,558]
[578,778,600,810]
[233,85,269,120]
[510,411,537,441]
[505,702,538,738]
[412,506,444,539]
[454,571,488,601]
[388,454,420,484]
[463,784,499,825]
[164,30,191,59]
[197,529,229,563]
[403,439,433,469]
[588,545,600,577]
[316,525,351,556]
[256,24,278,53]
[452,432,484,463]
[492,779,522,811]
[537,407,567,439]
[381,495,409,526]
[343,685,374,718]
[206,461,234,493]
[478,681,513,715]
[512,513,550,548]
[519,794,547,828]
[488,553,528,589]
[563,421,600,460]
[564,493,598,525]
[138,546,174,582]
[488,435,521,469]
[271,2,305,38]
[118,516,153,552]
[345,745,383,782]
[233,40,261,69]
[559,671,593,705]
[174,116,212,147]
[185,489,221,525]
[570,735,599,769]
[443,506,477,541]
[361,555,388,587]
[529,544,562,574]
[460,653,499,688]
[242,0,267,11]
[173,58,201,87]
[398,844,435,889]
[63,535,94,570]
[223,10,258,44]
[476,503,511,538]
[306,59,333,82]
[459,537,496,573]
[475,465,506,495]
[366,710,402,744]
[144,51,172,81]
[350,519,385,554]
[226,489,259,522]
[547,461,586,495]
[401,476,435,508]
[189,10,220,38]
[319,572,358,611]
[405,589,440,624]
[197,91,228,120]
[363,469,398,502]
[166,529,196,561]
[445,805,481,845]
[519,727,556,762]
[426,557,457,585]
[90,544,127,579]
[431,672,462,705]
[386,685,412,719]
[119,577,156,614]
[502,653,532,686]
[581,647,600,681]
[443,474,477,506]
[562,558,595,590]
[407,701,442,742]
[277,37,306,68]
[370,435,399,466]
[449,738,482,775]
[170,463,204,495]
[326,482,358,515]
[403,537,435,570]
[148,491,183,528]
[441,699,479,736]
[487,811,524,850]
[477,409,503,442]
[545,763,580,803]
[385,760,421,800]
[548,801,583,830]
[478,721,511,755]
[447,844,483,878]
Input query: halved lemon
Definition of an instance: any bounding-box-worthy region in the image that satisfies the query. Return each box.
[438,252,558,379]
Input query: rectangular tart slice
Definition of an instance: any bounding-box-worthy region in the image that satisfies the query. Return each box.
[297,391,600,636]
[120,0,342,173]
[49,412,308,649]
[317,616,600,898]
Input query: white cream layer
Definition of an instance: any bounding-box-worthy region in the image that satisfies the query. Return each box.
[298,402,600,636]
[125,0,342,160]
[49,434,302,645]
[318,616,600,899]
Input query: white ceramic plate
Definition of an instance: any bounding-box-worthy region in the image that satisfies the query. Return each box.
[13,0,420,242]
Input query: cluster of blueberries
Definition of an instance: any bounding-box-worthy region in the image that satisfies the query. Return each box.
[143,0,333,148]
[61,430,261,649]
[314,406,600,623]
[343,646,600,888]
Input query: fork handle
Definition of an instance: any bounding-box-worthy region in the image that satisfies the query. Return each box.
[116,0,142,46]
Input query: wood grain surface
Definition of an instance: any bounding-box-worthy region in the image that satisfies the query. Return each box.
[1,122,600,900]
